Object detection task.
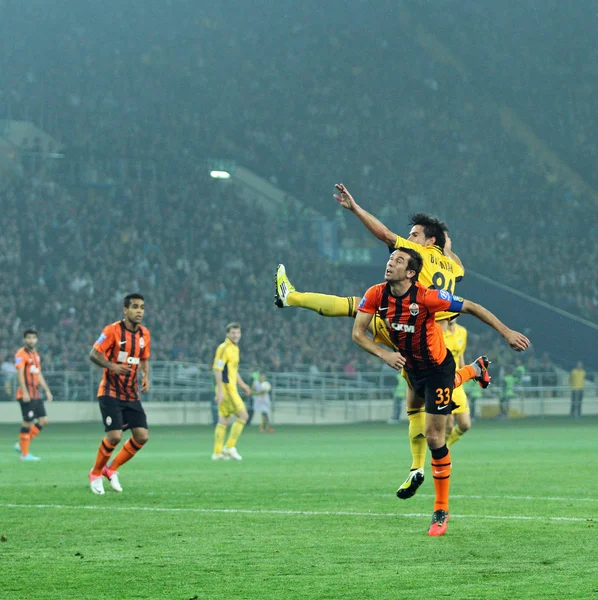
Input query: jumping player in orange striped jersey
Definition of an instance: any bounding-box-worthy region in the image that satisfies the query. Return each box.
[353,248,529,536]
[87,293,151,495]
[14,329,54,461]
[275,183,490,498]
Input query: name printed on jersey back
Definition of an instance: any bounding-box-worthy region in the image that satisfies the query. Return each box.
[429,254,457,274]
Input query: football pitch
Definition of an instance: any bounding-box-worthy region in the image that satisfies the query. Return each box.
[0,418,596,599]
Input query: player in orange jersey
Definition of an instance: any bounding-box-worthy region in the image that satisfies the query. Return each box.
[14,329,53,461]
[87,293,151,494]
[353,248,529,536]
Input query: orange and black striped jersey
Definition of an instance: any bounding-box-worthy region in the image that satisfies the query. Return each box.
[358,282,464,370]
[93,321,151,401]
[15,347,42,400]
[391,236,464,321]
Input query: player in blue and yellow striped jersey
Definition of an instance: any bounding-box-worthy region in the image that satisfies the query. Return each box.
[441,318,474,447]
[212,322,252,461]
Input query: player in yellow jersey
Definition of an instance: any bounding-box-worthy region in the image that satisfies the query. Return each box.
[441,318,475,447]
[274,183,490,498]
[212,322,252,461]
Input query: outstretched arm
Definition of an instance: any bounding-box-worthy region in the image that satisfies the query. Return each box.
[352,311,406,370]
[461,300,530,351]
[334,184,398,247]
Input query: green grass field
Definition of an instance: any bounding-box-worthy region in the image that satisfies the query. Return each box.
[0,418,596,599]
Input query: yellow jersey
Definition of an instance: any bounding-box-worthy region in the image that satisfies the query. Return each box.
[213,338,240,387]
[444,322,468,408]
[392,235,464,321]
[570,368,585,390]
[443,323,467,366]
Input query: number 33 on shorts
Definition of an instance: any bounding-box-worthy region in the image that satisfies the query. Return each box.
[435,388,451,406]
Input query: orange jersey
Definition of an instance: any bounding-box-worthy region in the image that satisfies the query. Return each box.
[358,282,464,369]
[94,321,151,401]
[15,347,42,399]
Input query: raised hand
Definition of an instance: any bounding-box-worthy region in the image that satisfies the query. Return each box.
[334,183,357,210]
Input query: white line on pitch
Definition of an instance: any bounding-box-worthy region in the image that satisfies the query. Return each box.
[0,503,593,523]
[2,483,597,506]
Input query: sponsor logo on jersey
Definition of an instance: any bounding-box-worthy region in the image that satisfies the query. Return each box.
[391,323,415,333]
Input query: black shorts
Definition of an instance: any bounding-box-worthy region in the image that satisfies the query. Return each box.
[98,396,148,432]
[404,352,457,415]
[18,399,47,421]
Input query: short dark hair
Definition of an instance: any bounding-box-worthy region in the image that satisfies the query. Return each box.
[395,246,423,280]
[409,213,447,250]
[226,322,241,332]
[23,329,38,338]
[124,293,145,307]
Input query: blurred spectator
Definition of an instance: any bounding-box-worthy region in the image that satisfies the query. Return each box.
[569,361,586,418]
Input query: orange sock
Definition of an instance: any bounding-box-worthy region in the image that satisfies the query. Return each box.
[91,437,117,476]
[431,446,452,512]
[108,438,144,471]
[19,428,31,456]
[454,365,475,388]
[30,424,42,440]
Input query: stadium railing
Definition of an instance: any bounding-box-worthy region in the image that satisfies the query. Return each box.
[0,363,594,423]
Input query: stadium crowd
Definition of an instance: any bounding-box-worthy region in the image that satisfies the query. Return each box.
[1,0,594,386]
[0,172,380,379]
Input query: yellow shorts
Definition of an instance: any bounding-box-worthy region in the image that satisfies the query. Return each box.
[451,386,469,414]
[218,386,246,418]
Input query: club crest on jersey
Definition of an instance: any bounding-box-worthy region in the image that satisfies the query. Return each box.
[139,337,145,349]
[409,303,419,316]
[105,416,112,426]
